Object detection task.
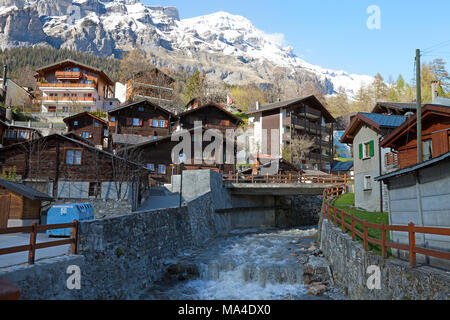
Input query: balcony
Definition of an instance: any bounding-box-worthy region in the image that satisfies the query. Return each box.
[385,152,399,169]
[38,82,96,89]
[55,71,82,79]
[38,97,96,104]
[298,105,322,120]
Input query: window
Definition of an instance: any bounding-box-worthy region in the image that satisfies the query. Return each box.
[158,164,166,175]
[423,139,433,161]
[133,118,142,127]
[364,176,372,190]
[138,106,144,112]
[110,116,115,122]
[6,130,16,139]
[152,120,158,127]
[82,132,89,139]
[18,131,29,139]
[147,163,155,171]
[65,149,82,165]
[73,121,78,126]
[89,182,101,197]
[94,122,99,127]
[104,130,108,136]
[359,141,375,160]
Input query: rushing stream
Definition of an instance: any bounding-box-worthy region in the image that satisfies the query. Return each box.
[142,227,347,300]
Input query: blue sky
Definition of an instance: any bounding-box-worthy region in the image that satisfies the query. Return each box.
[143,0,450,84]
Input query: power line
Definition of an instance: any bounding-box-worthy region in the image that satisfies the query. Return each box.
[422,39,450,55]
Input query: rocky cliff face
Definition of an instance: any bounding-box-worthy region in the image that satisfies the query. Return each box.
[0,0,374,96]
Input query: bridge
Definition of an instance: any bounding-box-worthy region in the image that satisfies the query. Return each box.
[222,174,353,196]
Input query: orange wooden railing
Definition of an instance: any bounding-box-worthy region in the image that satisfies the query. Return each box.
[223,173,354,185]
[385,152,399,167]
[0,221,78,265]
[323,186,450,267]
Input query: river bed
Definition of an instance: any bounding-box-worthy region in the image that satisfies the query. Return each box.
[142,227,347,300]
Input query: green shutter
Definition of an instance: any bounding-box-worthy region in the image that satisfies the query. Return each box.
[359,144,363,159]
[369,140,375,157]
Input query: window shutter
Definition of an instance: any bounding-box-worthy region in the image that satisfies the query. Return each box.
[359,144,363,159]
[164,120,168,128]
[369,140,375,157]
[126,118,132,126]
[139,119,143,127]
[149,119,153,127]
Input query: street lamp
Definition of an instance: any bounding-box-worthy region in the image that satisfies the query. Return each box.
[179,153,186,207]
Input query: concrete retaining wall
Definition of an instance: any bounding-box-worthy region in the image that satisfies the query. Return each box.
[320,219,450,300]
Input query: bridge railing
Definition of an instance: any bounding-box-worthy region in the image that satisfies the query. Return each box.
[223,173,354,184]
[322,186,450,268]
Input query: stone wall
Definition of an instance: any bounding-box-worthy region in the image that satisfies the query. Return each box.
[320,219,450,300]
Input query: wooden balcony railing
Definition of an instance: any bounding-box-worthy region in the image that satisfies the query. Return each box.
[385,152,399,167]
[0,221,78,265]
[323,186,450,267]
[39,97,96,102]
[38,83,96,89]
[55,71,82,79]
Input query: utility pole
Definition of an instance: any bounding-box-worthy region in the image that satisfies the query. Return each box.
[416,49,423,163]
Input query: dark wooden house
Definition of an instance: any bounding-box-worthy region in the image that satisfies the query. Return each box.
[177,102,244,132]
[246,96,335,172]
[241,156,303,176]
[118,127,236,185]
[0,121,42,147]
[0,178,53,228]
[381,104,450,169]
[0,134,149,202]
[63,112,108,149]
[108,99,177,145]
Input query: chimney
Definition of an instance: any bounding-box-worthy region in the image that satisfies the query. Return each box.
[431,80,439,103]
[256,100,260,110]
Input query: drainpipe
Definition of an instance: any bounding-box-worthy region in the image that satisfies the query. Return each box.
[378,136,383,213]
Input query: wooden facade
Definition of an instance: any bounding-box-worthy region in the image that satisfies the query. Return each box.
[108,99,177,141]
[64,112,108,148]
[1,122,42,147]
[0,134,148,198]
[178,103,244,132]
[0,178,53,227]
[119,127,236,185]
[247,96,335,172]
[126,68,175,104]
[381,105,450,169]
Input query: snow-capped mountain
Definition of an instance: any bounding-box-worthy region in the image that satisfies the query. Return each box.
[0,0,374,96]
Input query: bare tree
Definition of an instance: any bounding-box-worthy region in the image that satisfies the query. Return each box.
[290,135,316,165]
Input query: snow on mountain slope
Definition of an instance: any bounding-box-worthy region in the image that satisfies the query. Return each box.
[0,0,374,96]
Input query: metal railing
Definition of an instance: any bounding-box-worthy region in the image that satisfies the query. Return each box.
[223,173,354,184]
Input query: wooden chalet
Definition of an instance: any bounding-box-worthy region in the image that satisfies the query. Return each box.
[246,96,336,172]
[126,68,175,106]
[63,112,108,149]
[118,126,236,185]
[0,178,53,228]
[108,99,177,145]
[371,102,421,115]
[380,104,450,169]
[0,120,42,148]
[177,102,244,132]
[0,134,149,201]
[241,156,303,176]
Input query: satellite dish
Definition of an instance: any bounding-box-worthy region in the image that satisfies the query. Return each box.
[179,153,186,164]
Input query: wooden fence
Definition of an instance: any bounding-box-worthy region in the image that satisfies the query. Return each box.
[323,186,450,267]
[0,221,78,265]
[223,173,354,184]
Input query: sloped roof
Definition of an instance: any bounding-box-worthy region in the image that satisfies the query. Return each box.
[108,98,177,117]
[0,178,53,201]
[380,104,450,149]
[332,161,354,172]
[111,134,154,146]
[340,112,406,144]
[35,59,113,85]
[372,102,420,114]
[178,102,244,124]
[63,112,107,125]
[360,113,406,128]
[246,95,335,123]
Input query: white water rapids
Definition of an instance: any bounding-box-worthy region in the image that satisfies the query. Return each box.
[143,227,346,300]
